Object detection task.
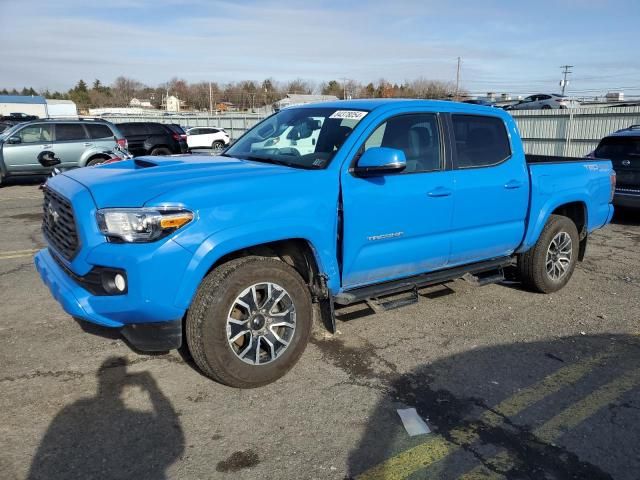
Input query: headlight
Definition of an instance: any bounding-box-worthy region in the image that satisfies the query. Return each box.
[96,207,194,243]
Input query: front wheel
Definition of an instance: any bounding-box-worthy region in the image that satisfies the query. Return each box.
[186,256,313,388]
[150,147,171,156]
[517,214,579,293]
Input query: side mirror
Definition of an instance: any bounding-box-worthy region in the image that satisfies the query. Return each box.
[353,147,406,177]
[7,136,21,144]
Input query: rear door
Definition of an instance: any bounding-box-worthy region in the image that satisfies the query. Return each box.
[1,123,53,172]
[448,113,529,266]
[85,123,117,151]
[341,112,454,288]
[119,123,149,155]
[52,123,90,168]
[595,135,640,189]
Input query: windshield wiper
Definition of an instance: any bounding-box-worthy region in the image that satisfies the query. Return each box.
[237,154,306,169]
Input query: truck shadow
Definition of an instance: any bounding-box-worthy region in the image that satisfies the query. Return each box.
[27,356,185,480]
[345,334,640,479]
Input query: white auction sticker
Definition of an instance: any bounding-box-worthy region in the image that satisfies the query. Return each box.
[329,110,368,121]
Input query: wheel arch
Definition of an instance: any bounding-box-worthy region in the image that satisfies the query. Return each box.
[518,197,589,255]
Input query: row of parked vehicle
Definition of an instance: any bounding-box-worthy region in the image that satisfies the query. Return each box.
[0,118,231,185]
[464,93,581,110]
[0,113,637,210]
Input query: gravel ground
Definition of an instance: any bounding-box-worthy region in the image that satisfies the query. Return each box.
[0,182,638,480]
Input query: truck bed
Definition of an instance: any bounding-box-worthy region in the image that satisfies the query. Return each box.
[525,154,601,164]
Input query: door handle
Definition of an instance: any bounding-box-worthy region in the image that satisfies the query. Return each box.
[84,142,93,147]
[504,180,524,189]
[427,187,453,197]
[42,145,52,149]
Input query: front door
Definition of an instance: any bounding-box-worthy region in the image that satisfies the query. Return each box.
[341,112,454,288]
[1,123,54,173]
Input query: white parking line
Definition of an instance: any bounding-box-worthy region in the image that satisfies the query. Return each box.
[0,249,40,260]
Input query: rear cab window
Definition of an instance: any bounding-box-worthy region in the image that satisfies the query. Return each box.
[451,115,511,168]
[595,136,640,160]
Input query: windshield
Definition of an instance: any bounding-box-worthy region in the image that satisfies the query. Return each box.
[225,107,368,169]
[595,136,640,160]
[0,123,22,139]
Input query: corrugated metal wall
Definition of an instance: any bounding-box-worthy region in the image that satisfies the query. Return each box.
[105,106,640,156]
[510,106,640,157]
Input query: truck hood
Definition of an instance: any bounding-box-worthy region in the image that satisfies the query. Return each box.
[62,154,299,208]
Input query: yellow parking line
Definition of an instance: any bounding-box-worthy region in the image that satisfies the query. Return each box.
[357,351,610,480]
[0,248,40,260]
[458,367,640,479]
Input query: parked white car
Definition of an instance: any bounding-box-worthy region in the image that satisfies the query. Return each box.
[250,117,323,156]
[186,127,230,152]
[506,94,580,110]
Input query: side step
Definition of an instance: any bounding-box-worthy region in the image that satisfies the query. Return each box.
[333,257,512,306]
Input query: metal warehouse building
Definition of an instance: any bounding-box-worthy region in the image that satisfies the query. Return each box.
[0,95,48,117]
[0,95,78,118]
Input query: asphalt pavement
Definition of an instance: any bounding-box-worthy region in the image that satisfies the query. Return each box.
[1,181,639,480]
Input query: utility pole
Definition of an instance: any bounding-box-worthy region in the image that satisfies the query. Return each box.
[455,57,461,101]
[560,65,573,95]
[209,82,213,115]
[340,77,348,100]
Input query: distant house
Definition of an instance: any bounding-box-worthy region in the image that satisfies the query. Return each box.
[129,98,153,108]
[161,95,186,113]
[274,94,339,111]
[0,95,47,117]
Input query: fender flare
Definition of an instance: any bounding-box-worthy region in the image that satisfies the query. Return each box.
[173,221,339,310]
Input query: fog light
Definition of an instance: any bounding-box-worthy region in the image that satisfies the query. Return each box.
[114,274,126,292]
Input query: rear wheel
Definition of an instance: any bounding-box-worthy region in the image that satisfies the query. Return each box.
[518,214,579,293]
[186,256,313,388]
[541,105,552,110]
[211,140,225,153]
[86,156,109,167]
[150,147,171,156]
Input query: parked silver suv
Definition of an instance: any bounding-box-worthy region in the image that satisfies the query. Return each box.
[0,119,126,185]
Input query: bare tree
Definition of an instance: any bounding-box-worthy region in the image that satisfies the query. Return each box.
[111,76,143,107]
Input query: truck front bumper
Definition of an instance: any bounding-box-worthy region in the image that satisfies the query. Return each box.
[34,248,187,351]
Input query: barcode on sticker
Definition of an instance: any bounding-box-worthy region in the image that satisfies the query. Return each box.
[329,110,368,120]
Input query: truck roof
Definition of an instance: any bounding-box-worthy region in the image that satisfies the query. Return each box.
[295,98,507,115]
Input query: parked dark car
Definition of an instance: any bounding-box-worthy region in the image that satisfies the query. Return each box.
[1,113,39,122]
[117,122,189,156]
[591,125,640,208]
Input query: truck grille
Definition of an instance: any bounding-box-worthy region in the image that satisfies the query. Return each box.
[42,187,80,261]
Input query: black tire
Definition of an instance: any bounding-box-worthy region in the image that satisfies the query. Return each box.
[541,105,552,110]
[150,147,171,156]
[211,140,225,152]
[86,156,108,167]
[517,214,579,293]
[186,256,313,388]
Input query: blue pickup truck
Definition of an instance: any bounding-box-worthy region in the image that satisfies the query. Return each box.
[34,100,615,387]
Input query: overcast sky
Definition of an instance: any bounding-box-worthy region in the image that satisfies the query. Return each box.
[1,0,638,96]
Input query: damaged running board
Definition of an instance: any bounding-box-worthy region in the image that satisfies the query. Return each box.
[333,256,512,307]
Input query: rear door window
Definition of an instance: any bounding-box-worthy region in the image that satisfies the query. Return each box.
[55,124,88,141]
[86,123,113,139]
[147,123,167,135]
[452,115,511,168]
[119,123,149,136]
